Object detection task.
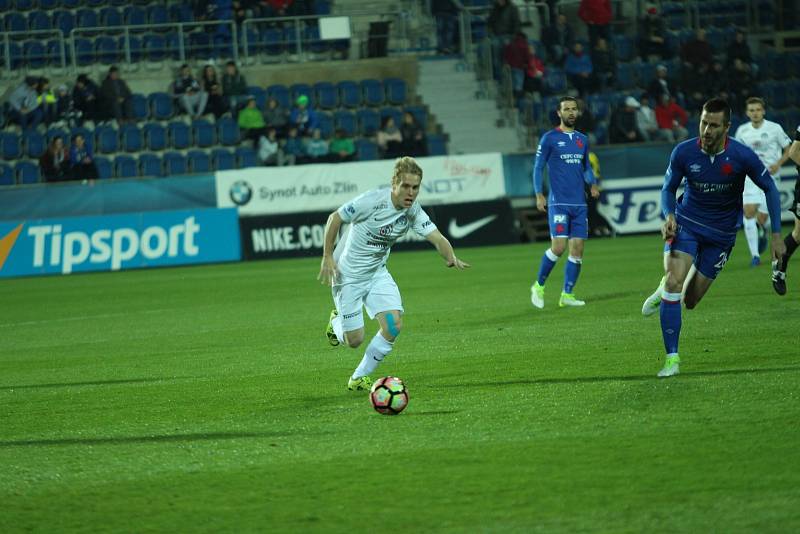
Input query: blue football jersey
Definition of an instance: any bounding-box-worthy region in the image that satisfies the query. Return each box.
[532,128,595,206]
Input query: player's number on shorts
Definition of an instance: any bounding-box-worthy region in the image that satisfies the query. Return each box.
[714,251,729,270]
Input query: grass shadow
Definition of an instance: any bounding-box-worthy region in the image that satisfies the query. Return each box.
[0,377,198,391]
[0,431,297,448]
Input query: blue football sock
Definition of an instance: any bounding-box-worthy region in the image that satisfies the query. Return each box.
[660,292,682,355]
[563,255,582,293]
[537,249,559,286]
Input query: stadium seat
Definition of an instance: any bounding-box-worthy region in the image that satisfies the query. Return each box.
[3,41,23,70]
[100,7,123,30]
[304,26,327,54]
[337,81,361,109]
[290,83,314,107]
[615,62,637,90]
[3,13,26,34]
[94,156,113,179]
[28,11,52,32]
[587,94,611,121]
[313,82,338,110]
[39,0,59,9]
[247,86,268,109]
[96,36,119,65]
[167,121,192,150]
[15,161,39,184]
[261,27,284,56]
[46,38,67,67]
[333,110,357,137]
[1,133,22,160]
[139,153,162,177]
[169,3,194,23]
[14,0,35,9]
[356,108,381,136]
[163,151,188,176]
[76,9,98,32]
[0,163,14,186]
[380,107,403,128]
[23,40,47,69]
[355,139,379,161]
[52,10,75,36]
[187,150,211,173]
[143,33,167,62]
[544,69,567,93]
[121,124,144,152]
[403,106,428,129]
[22,130,46,159]
[427,134,448,156]
[316,112,334,139]
[235,146,257,168]
[241,27,260,58]
[216,117,240,146]
[73,37,95,66]
[384,78,407,106]
[143,122,167,151]
[211,148,235,171]
[266,85,290,109]
[130,94,148,122]
[147,4,169,29]
[95,125,120,154]
[62,0,80,8]
[360,79,385,107]
[148,92,174,121]
[114,155,138,178]
[122,34,144,63]
[85,0,106,7]
[188,32,211,59]
[192,119,216,148]
[123,6,147,26]
[46,128,69,146]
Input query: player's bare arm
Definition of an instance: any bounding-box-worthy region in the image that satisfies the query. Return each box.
[318,210,342,286]
[536,193,547,212]
[769,144,793,175]
[789,140,800,166]
[426,229,471,269]
[661,213,677,241]
[589,184,600,198]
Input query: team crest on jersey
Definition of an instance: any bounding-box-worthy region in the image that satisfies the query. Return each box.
[346,204,356,214]
[576,138,584,148]
[721,162,734,175]
[689,163,702,173]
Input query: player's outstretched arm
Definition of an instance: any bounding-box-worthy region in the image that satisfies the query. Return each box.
[426,230,470,270]
[318,211,342,286]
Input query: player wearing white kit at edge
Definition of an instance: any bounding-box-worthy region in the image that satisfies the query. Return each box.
[318,157,470,391]
[733,97,792,266]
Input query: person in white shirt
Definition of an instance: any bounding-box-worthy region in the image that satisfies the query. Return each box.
[635,94,665,142]
[734,97,792,266]
[317,157,470,391]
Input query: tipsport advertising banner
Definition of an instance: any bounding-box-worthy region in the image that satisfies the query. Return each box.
[215,153,506,216]
[598,170,798,235]
[0,208,241,278]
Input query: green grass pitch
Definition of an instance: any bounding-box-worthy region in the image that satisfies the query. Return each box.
[1,233,798,532]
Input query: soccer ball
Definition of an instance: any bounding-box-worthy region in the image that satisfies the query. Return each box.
[369,376,409,415]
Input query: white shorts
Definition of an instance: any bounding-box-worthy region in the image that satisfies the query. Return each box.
[742,176,773,214]
[332,268,403,332]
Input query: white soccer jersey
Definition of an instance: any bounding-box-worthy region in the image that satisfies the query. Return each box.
[334,187,437,281]
[734,119,792,170]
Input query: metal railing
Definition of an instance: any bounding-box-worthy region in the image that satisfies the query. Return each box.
[1,29,67,71]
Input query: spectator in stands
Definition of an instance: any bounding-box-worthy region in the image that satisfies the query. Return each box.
[590,37,616,91]
[377,116,403,159]
[504,32,533,99]
[264,97,290,138]
[609,96,644,144]
[635,94,665,142]
[654,94,689,143]
[708,61,731,106]
[329,128,355,163]
[647,64,677,104]
[637,3,669,61]
[7,77,42,131]
[238,96,268,145]
[36,78,58,126]
[40,137,71,182]
[726,29,752,69]
[72,74,101,125]
[728,58,756,112]
[289,94,319,137]
[400,111,428,157]
[173,64,209,119]
[69,134,98,181]
[432,0,459,55]
[487,0,521,79]
[574,98,597,146]
[681,28,714,70]
[282,126,307,165]
[201,65,229,119]
[578,0,612,47]
[681,62,710,113]
[542,13,574,66]
[524,44,546,96]
[564,42,596,97]
[305,128,329,163]
[100,66,133,124]
[221,61,249,114]
[258,127,281,166]
[54,84,79,128]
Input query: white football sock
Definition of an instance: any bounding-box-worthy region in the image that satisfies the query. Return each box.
[332,314,344,344]
[743,216,759,257]
[352,332,394,379]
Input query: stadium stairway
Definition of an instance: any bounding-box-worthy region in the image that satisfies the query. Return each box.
[417,57,521,155]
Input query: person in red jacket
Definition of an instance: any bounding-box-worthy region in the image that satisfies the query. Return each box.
[654,94,689,143]
[578,0,612,46]
[503,32,531,98]
[525,44,546,96]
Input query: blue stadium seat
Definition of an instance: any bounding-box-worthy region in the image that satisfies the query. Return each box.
[95,125,120,154]
[290,83,314,107]
[612,34,635,62]
[143,33,167,62]
[46,38,67,66]
[168,121,191,150]
[169,3,194,23]
[384,78,407,106]
[28,11,52,32]
[616,62,637,90]
[96,36,119,65]
[316,112,334,139]
[545,68,567,93]
[333,110,357,137]
[187,150,211,173]
[427,134,448,156]
[337,81,361,109]
[211,148,235,170]
[313,82,338,110]
[356,108,381,136]
[73,37,95,66]
[594,122,609,145]
[76,9,98,31]
[120,34,144,63]
[0,163,14,186]
[139,153,162,177]
[192,119,216,148]
[247,86,267,109]
[149,92,174,121]
[266,85,290,109]
[261,27,284,56]
[94,156,113,180]
[70,126,93,147]
[130,93,148,122]
[121,124,144,152]
[23,130,45,159]
[1,133,22,160]
[304,26,327,54]
[46,128,69,146]
[216,117,240,146]
[164,151,188,176]
[143,123,167,151]
[3,42,23,69]
[4,13,27,34]
[404,105,428,129]
[52,10,75,36]
[85,0,107,7]
[587,94,611,121]
[39,0,59,9]
[356,139,379,161]
[14,0,34,9]
[164,31,183,61]
[188,32,211,59]
[235,147,258,168]
[15,161,39,184]
[147,4,169,29]
[23,40,47,69]
[380,107,403,129]
[62,0,80,8]
[124,6,147,26]
[100,7,123,30]
[241,27,260,57]
[360,79,385,107]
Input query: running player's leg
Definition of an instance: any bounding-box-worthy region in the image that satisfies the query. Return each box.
[560,206,588,307]
[658,248,694,377]
[681,239,731,309]
[331,281,367,349]
[532,207,569,308]
[642,250,669,316]
[742,203,761,265]
[774,183,800,294]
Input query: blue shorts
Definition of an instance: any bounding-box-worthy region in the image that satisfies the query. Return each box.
[664,226,735,280]
[549,205,588,239]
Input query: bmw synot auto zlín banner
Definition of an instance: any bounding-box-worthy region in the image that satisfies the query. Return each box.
[216,153,506,216]
[0,208,240,278]
[598,170,797,234]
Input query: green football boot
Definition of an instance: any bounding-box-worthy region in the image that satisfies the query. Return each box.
[325,309,340,346]
[347,375,373,391]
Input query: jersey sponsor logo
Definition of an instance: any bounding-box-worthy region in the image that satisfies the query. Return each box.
[447,215,497,239]
[229,180,253,206]
[557,141,566,147]
[553,214,566,223]
[559,153,584,164]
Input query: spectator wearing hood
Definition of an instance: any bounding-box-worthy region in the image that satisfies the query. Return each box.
[610,96,644,143]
